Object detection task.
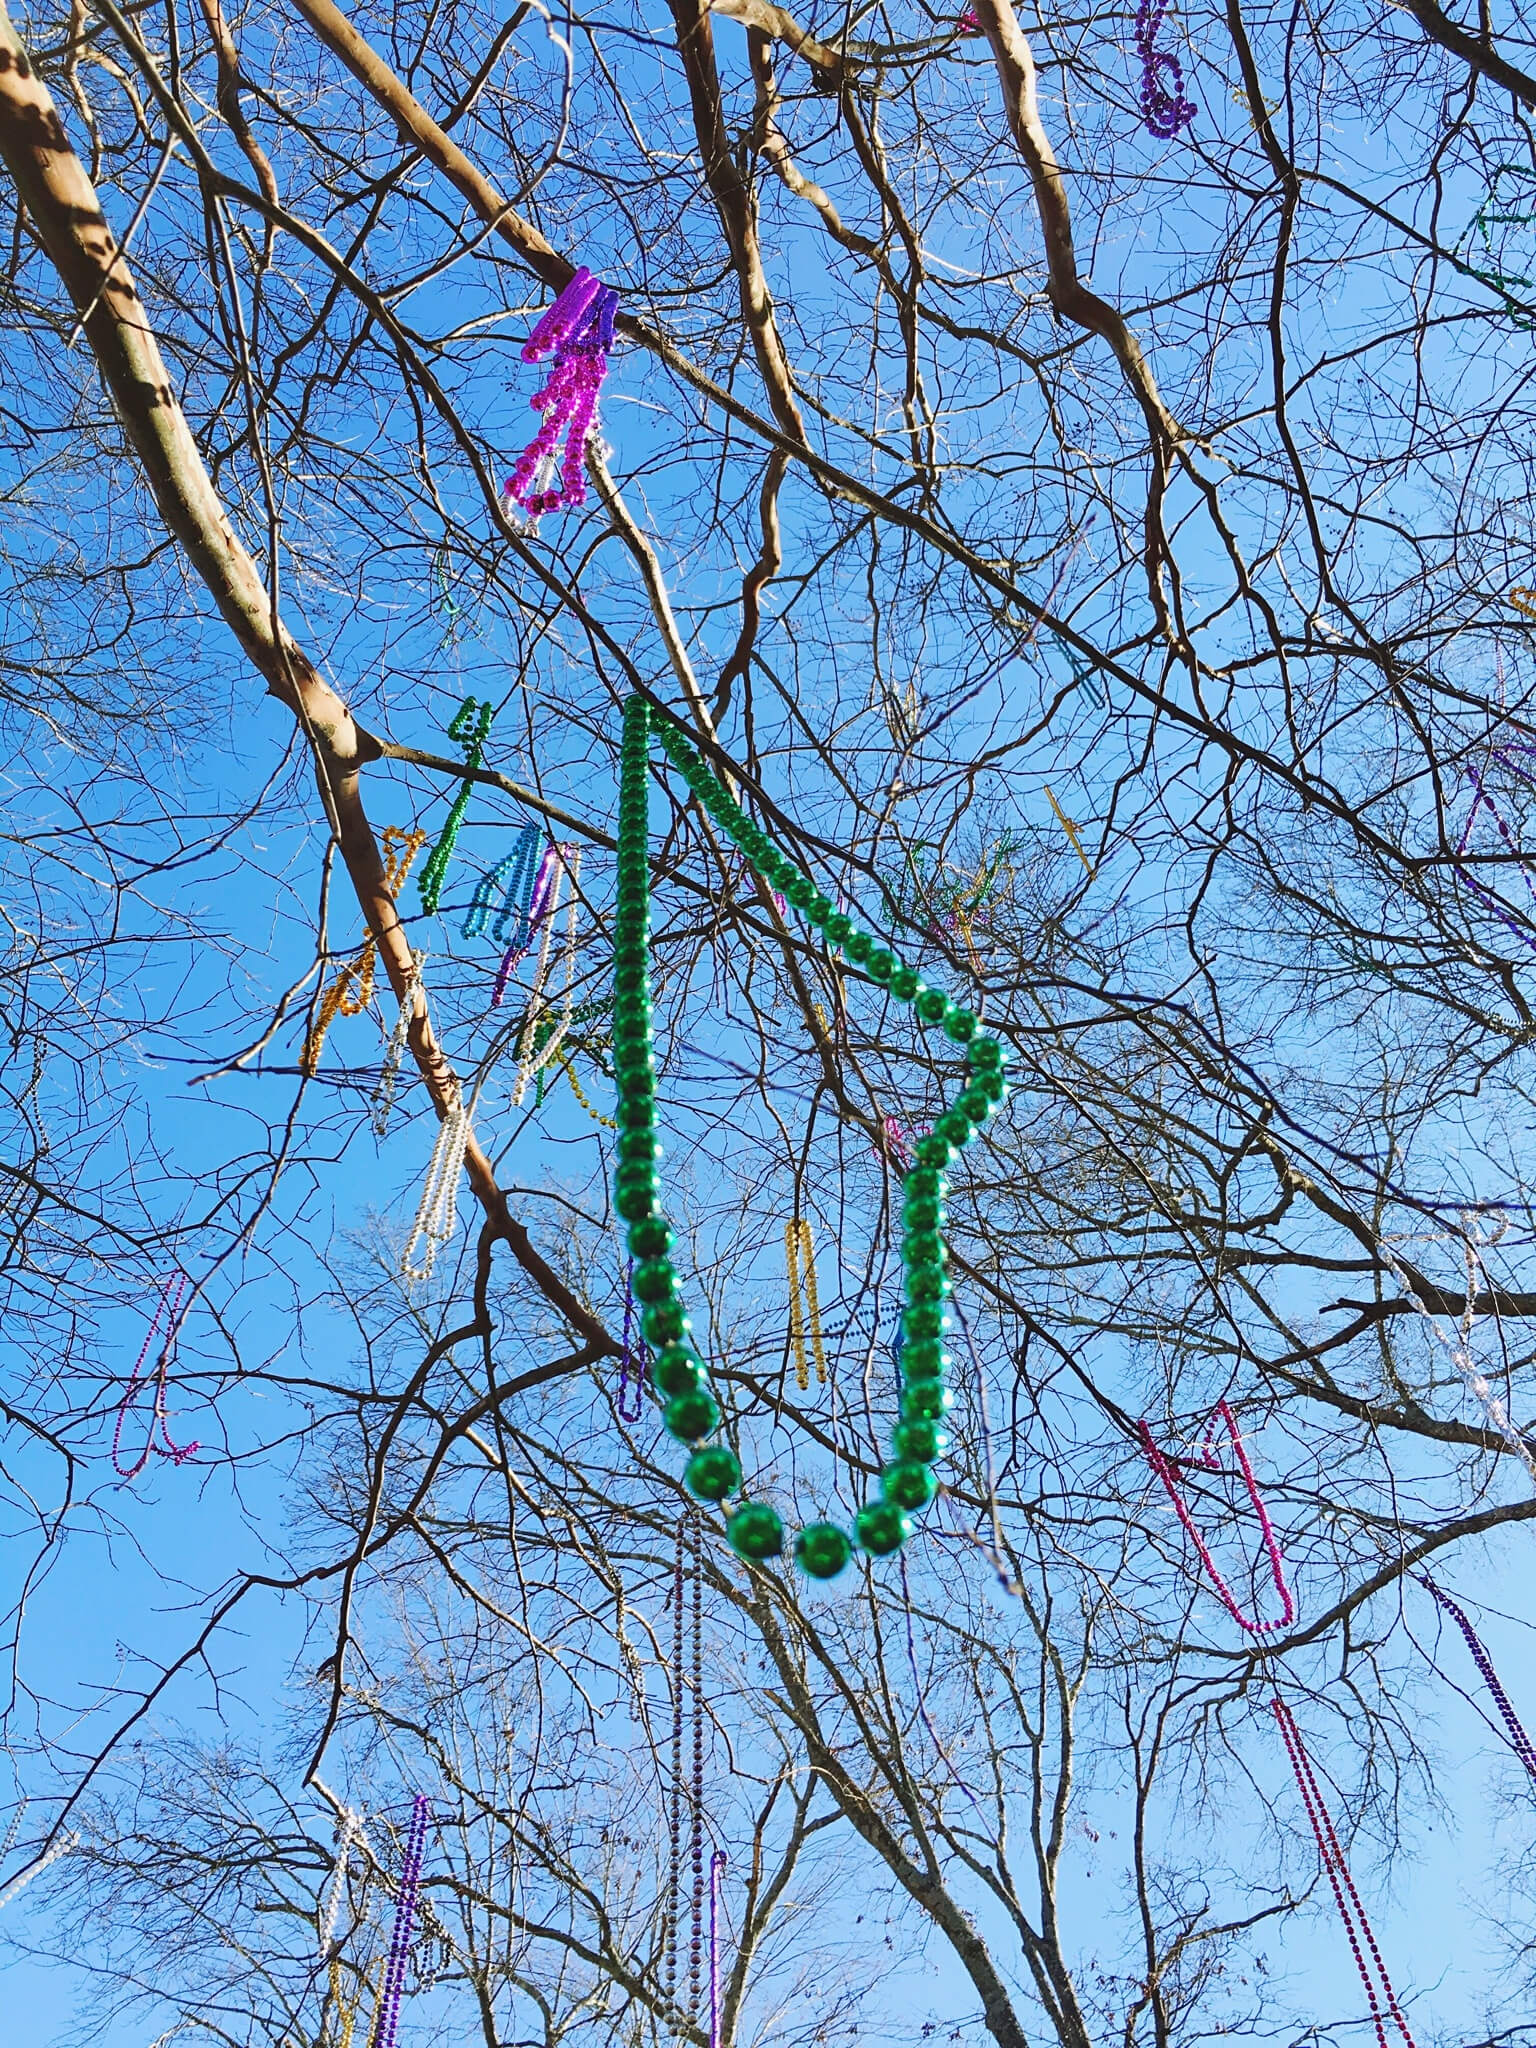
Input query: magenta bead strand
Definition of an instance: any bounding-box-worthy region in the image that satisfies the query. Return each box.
[1139,1401,1295,1633]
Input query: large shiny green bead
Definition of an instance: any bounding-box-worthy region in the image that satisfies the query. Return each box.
[889,964,920,1002]
[914,986,948,1026]
[614,1158,657,1194]
[844,931,873,966]
[805,892,832,926]
[642,1300,690,1347]
[854,1500,911,1556]
[825,912,853,946]
[617,1097,655,1132]
[893,1418,949,1463]
[914,1135,951,1170]
[900,1337,949,1382]
[794,1521,853,1580]
[626,1216,674,1259]
[968,1035,1004,1071]
[883,1460,938,1512]
[934,1110,974,1151]
[902,1302,947,1343]
[612,965,648,1000]
[975,1069,1007,1104]
[616,1181,657,1222]
[686,1444,742,1502]
[728,1501,785,1561]
[904,1166,947,1203]
[613,996,653,1033]
[902,1229,945,1270]
[866,948,895,985]
[784,874,815,911]
[942,1003,979,1044]
[902,1195,942,1235]
[631,1258,679,1305]
[955,1084,993,1125]
[651,1345,706,1398]
[900,1380,955,1423]
[616,1130,661,1166]
[664,1385,720,1442]
[904,1263,950,1306]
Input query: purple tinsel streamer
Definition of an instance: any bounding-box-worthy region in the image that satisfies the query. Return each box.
[1134,0,1196,139]
[1417,1575,1536,1784]
[618,1259,646,1422]
[373,1796,430,2048]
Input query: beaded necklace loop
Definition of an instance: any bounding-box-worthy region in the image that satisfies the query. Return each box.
[328,1958,372,2048]
[1455,759,1536,955]
[371,950,427,1139]
[1138,1401,1294,1633]
[112,1272,200,1477]
[1271,1700,1419,2048]
[1510,586,1536,621]
[617,1260,647,1422]
[462,826,539,943]
[400,1084,471,1283]
[419,698,496,917]
[661,1515,703,2029]
[1133,0,1196,140]
[783,1220,828,1392]
[493,841,561,1006]
[318,1807,367,1955]
[708,1847,727,2048]
[513,845,582,1105]
[0,1829,78,1911]
[1417,1574,1536,1785]
[305,828,428,1074]
[370,1797,430,2048]
[504,269,620,521]
[612,695,1010,1579]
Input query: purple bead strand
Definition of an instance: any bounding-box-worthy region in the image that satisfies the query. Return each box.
[1134,0,1196,140]
[1418,1575,1536,1784]
[373,1795,430,2048]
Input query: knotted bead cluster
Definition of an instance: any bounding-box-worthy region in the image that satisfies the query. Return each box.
[613,695,1009,1580]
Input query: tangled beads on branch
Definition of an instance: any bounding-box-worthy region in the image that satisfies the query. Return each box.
[504,268,619,520]
[1133,0,1196,139]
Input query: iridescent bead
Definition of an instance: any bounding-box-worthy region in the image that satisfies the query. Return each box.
[955,1084,993,1125]
[627,1215,675,1259]
[685,1444,742,1502]
[902,1196,942,1235]
[900,1337,949,1382]
[902,1302,947,1343]
[844,931,874,965]
[882,1460,938,1511]
[617,1131,661,1165]
[913,986,948,1026]
[642,1300,690,1347]
[824,912,853,946]
[651,1345,706,1397]
[902,1229,945,1270]
[904,1264,950,1306]
[914,1135,951,1170]
[889,965,920,1002]
[968,1035,1004,1071]
[853,1500,911,1555]
[613,963,647,999]
[975,1069,1007,1105]
[664,1385,720,1442]
[785,874,815,910]
[893,1418,949,1463]
[631,1257,679,1304]
[934,1110,974,1151]
[900,1380,954,1423]
[727,1501,784,1561]
[612,1051,655,1090]
[866,949,895,985]
[794,1522,853,1579]
[904,1166,947,1203]
[617,1098,655,1132]
[942,1004,979,1044]
[805,892,832,926]
[616,1182,656,1222]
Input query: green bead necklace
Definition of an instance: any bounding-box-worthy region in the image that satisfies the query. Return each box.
[613,696,1009,1581]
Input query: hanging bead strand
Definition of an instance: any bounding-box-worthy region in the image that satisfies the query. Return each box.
[1417,1574,1536,1784]
[419,698,495,917]
[371,1797,430,2048]
[305,828,428,1074]
[1137,1401,1295,1632]
[612,696,1009,1578]
[400,1083,472,1283]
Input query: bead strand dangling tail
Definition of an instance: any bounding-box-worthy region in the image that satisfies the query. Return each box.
[371,951,427,1139]
[513,845,583,1105]
[400,1084,472,1283]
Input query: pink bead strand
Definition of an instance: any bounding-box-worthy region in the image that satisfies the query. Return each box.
[1138,1400,1295,1632]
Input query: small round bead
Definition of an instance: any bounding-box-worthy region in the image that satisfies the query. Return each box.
[900,1380,955,1423]
[685,1444,742,1502]
[805,892,832,926]
[795,1522,853,1580]
[942,1004,979,1045]
[631,1257,679,1305]
[955,1084,993,1125]
[900,1337,949,1382]
[844,931,874,966]
[904,1264,950,1306]
[902,1229,945,1270]
[902,1302,948,1343]
[824,912,853,947]
[893,1418,949,1463]
[651,1345,707,1398]
[914,1135,951,1170]
[903,1166,948,1203]
[664,1385,721,1442]
[934,1110,974,1151]
[728,1501,785,1561]
[627,1215,675,1259]
[914,986,948,1026]
[866,949,895,985]
[889,964,920,1002]
[967,1036,1005,1071]
[642,1300,690,1347]
[854,1500,911,1556]
[882,1460,938,1512]
[784,874,815,910]
[616,1182,656,1222]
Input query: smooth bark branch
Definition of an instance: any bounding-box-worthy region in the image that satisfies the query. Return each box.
[0,3,545,1275]
[1391,0,1536,108]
